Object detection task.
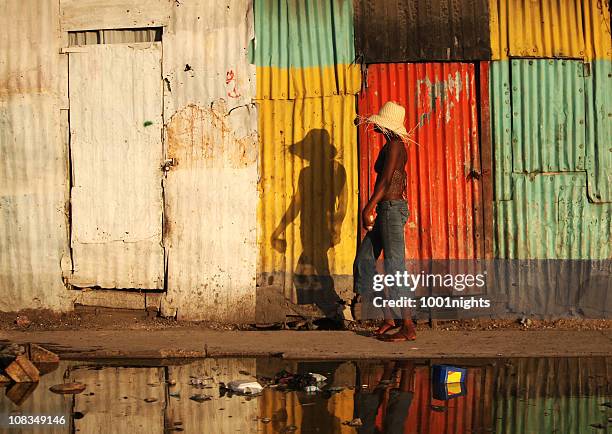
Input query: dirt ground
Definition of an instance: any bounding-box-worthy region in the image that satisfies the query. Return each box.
[0,307,610,333]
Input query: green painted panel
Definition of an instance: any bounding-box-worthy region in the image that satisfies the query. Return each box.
[495,173,611,259]
[585,59,612,203]
[253,0,355,68]
[511,59,587,174]
[489,61,513,200]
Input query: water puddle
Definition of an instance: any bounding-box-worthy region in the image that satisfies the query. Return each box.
[0,357,610,433]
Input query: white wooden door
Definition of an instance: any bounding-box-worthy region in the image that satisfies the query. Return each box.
[68,43,164,289]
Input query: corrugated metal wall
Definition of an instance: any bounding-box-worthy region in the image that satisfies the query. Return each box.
[257,96,358,303]
[490,59,612,259]
[160,0,258,321]
[255,0,360,307]
[0,0,72,311]
[358,63,485,259]
[354,0,492,62]
[490,0,612,60]
[253,0,360,99]
[586,59,612,203]
[1,0,259,321]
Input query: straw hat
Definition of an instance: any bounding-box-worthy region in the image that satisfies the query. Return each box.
[366,101,408,140]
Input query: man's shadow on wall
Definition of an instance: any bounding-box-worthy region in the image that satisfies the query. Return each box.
[270,129,348,320]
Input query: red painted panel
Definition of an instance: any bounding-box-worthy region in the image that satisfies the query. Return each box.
[358,63,484,259]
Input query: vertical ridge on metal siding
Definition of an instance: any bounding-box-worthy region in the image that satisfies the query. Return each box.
[490,0,612,60]
[585,59,612,203]
[511,60,587,174]
[254,0,360,99]
[0,1,71,311]
[162,0,258,321]
[354,0,492,62]
[358,63,484,259]
[495,174,611,259]
[257,95,358,301]
[489,61,513,201]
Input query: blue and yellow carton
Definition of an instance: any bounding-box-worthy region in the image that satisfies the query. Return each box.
[431,365,467,400]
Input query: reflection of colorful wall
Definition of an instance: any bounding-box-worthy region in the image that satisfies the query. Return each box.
[254,0,360,303]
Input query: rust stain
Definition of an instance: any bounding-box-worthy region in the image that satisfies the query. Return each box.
[166,102,256,170]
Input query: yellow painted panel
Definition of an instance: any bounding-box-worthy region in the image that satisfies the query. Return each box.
[256,64,361,100]
[490,0,612,60]
[257,96,358,302]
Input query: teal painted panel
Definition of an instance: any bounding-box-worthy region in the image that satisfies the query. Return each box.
[489,61,513,200]
[511,59,587,174]
[495,173,611,259]
[253,0,355,68]
[585,59,612,203]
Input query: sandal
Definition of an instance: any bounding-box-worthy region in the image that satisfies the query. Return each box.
[377,328,416,342]
[373,321,399,336]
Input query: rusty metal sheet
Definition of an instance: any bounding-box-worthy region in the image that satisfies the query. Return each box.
[354,0,492,62]
[254,0,360,99]
[60,0,171,31]
[358,63,485,260]
[68,43,164,289]
[490,0,612,60]
[257,96,359,307]
[0,0,72,312]
[161,0,258,321]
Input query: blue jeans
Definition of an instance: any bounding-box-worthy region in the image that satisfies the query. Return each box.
[355,200,409,301]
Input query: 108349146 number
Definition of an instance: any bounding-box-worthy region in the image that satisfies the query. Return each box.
[8,415,66,425]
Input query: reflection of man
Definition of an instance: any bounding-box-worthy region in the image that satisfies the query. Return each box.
[270,129,348,319]
[355,361,414,434]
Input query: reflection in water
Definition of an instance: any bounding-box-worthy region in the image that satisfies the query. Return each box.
[271,129,348,320]
[0,357,610,433]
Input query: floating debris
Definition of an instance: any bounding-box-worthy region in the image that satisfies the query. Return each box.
[50,382,86,394]
[189,394,212,403]
[344,418,363,427]
[227,380,263,394]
